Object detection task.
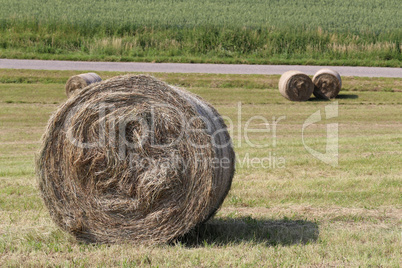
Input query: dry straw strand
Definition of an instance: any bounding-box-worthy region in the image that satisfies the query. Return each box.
[65,73,102,97]
[278,71,314,101]
[37,74,235,244]
[312,69,342,99]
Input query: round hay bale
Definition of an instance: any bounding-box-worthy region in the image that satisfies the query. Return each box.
[37,74,235,244]
[278,71,314,101]
[312,69,342,99]
[65,73,102,97]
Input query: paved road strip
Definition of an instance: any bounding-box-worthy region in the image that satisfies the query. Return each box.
[0,59,401,77]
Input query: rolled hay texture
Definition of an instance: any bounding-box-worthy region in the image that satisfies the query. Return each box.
[65,73,102,97]
[278,71,314,101]
[37,74,235,244]
[312,69,342,99]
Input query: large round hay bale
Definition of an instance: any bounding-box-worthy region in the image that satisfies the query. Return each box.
[37,75,235,244]
[278,71,314,101]
[312,69,342,99]
[65,73,102,97]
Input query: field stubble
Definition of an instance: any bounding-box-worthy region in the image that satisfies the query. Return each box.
[0,70,401,266]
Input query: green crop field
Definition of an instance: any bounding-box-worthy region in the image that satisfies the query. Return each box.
[0,0,401,66]
[0,70,401,266]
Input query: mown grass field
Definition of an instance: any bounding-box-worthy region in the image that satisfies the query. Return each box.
[0,0,401,66]
[0,70,401,266]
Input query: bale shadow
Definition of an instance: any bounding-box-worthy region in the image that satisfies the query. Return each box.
[307,93,358,101]
[307,97,330,102]
[177,217,319,247]
[336,94,358,99]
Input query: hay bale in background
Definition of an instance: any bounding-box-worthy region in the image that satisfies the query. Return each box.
[278,71,314,101]
[65,73,102,97]
[37,75,235,244]
[312,69,342,99]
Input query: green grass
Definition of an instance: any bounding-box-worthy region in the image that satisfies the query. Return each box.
[0,0,401,66]
[0,70,401,266]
